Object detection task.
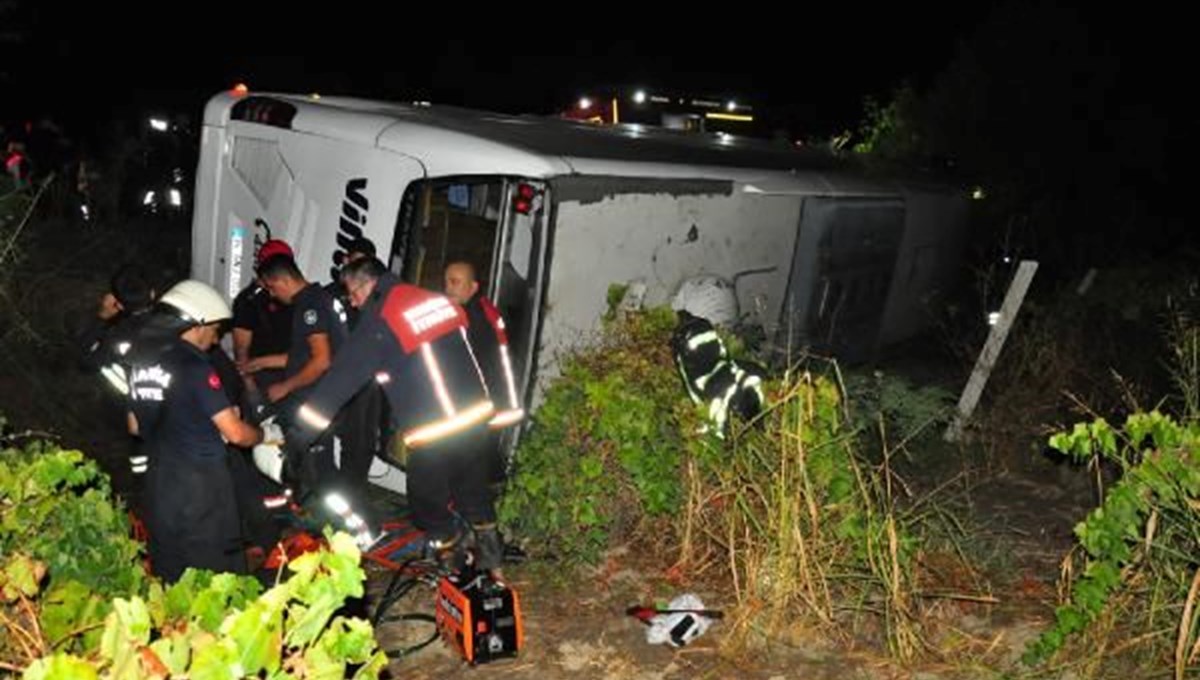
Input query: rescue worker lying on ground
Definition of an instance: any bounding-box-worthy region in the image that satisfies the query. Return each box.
[282,257,505,575]
[126,280,263,582]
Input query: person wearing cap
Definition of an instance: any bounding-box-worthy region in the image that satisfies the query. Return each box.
[232,239,295,413]
[245,252,349,499]
[126,280,263,582]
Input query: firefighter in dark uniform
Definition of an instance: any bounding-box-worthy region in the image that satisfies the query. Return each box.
[230,239,297,519]
[443,260,524,486]
[127,280,263,582]
[232,239,296,415]
[324,236,385,517]
[77,264,160,500]
[244,253,349,509]
[244,253,348,406]
[285,257,501,572]
[78,263,158,379]
[325,236,377,321]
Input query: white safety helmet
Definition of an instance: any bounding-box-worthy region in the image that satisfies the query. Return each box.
[671,275,739,327]
[159,280,232,326]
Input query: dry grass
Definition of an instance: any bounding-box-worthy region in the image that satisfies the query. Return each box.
[677,367,934,664]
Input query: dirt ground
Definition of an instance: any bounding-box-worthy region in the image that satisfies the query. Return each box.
[358,450,1093,680]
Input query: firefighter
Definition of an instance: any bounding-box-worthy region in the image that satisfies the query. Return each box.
[77,264,161,487]
[230,239,298,518]
[245,252,348,405]
[443,260,524,486]
[284,257,502,573]
[78,263,158,385]
[670,311,767,437]
[324,236,385,521]
[241,253,349,495]
[127,280,263,582]
[329,236,377,302]
[232,239,296,415]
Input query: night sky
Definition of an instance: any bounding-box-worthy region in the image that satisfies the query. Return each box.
[1,0,1178,203]
[4,2,1007,137]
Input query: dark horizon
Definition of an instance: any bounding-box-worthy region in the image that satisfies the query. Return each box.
[4,3,1011,138]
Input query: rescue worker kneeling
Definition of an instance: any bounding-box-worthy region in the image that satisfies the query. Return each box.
[283,258,504,573]
[127,280,263,582]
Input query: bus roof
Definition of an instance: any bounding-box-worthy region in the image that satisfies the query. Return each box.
[206,92,957,196]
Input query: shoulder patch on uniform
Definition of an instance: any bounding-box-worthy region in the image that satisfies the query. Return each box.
[381,286,467,353]
[304,309,318,326]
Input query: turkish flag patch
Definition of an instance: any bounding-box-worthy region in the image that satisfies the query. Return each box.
[208,371,222,390]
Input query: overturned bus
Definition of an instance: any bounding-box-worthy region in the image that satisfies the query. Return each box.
[191,91,968,488]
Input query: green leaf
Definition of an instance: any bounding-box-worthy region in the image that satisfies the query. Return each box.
[312,617,373,664]
[223,595,285,675]
[99,597,152,672]
[321,552,365,600]
[146,580,168,628]
[189,638,242,680]
[150,636,192,676]
[285,586,342,648]
[1,553,44,600]
[1055,606,1086,633]
[190,585,233,632]
[579,456,603,479]
[1049,432,1072,454]
[40,581,98,647]
[1091,419,1118,457]
[327,530,361,561]
[165,571,204,620]
[302,642,344,680]
[350,652,389,679]
[22,654,99,680]
[1126,412,1154,449]
[286,550,323,585]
